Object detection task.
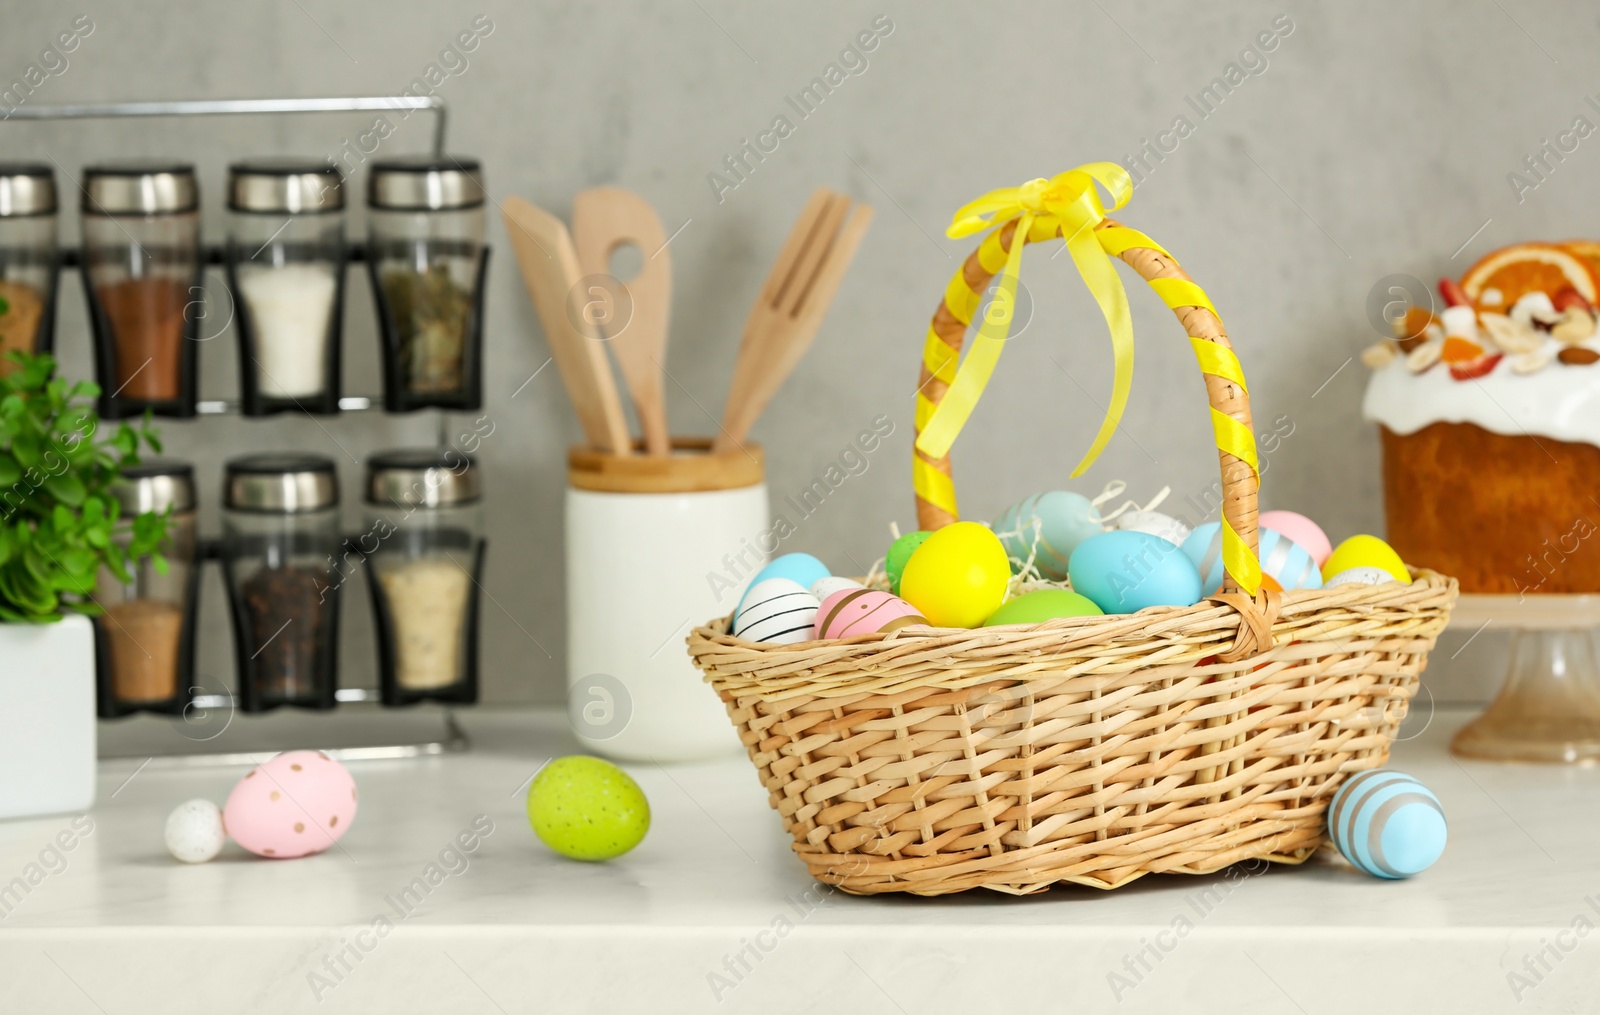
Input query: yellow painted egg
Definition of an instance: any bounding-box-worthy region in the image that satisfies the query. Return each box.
[1322,534,1410,584]
[899,521,1010,628]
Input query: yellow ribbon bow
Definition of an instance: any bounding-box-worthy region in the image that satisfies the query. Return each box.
[915,162,1134,477]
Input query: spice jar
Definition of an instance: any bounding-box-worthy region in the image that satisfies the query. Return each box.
[226,159,346,416]
[80,161,202,418]
[221,453,342,712]
[362,448,484,705]
[366,156,488,412]
[94,459,200,718]
[0,163,59,373]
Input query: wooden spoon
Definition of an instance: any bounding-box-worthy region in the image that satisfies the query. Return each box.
[713,190,874,451]
[573,187,672,456]
[501,196,631,455]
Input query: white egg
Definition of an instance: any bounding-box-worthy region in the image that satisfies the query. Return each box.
[1325,566,1393,588]
[810,576,865,601]
[1113,510,1192,547]
[731,578,819,644]
[165,798,226,863]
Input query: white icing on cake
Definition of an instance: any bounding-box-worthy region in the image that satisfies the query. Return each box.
[1363,337,1600,445]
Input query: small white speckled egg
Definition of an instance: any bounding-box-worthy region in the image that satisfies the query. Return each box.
[810,576,865,601]
[165,798,226,863]
[1325,566,1394,588]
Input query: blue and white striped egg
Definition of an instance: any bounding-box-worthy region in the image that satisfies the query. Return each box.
[993,491,1104,581]
[1327,769,1447,879]
[730,578,819,644]
[1181,522,1323,592]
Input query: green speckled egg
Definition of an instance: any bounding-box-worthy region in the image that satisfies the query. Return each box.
[526,756,650,861]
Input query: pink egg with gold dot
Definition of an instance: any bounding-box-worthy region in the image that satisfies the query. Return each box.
[223,750,357,859]
[814,588,927,639]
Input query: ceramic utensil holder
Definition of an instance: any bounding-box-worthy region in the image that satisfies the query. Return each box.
[566,438,767,762]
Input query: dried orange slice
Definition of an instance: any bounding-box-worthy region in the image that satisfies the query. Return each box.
[1561,240,1600,287]
[1460,243,1600,311]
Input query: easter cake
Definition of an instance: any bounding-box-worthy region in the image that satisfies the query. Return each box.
[1362,242,1600,594]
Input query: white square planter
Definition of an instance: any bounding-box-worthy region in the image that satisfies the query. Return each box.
[0,615,96,820]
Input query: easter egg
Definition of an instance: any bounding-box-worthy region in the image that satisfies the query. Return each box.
[1323,535,1410,584]
[1325,567,1394,588]
[1327,769,1446,879]
[527,755,650,861]
[814,588,927,639]
[730,578,818,644]
[222,750,358,859]
[165,798,226,864]
[1259,510,1333,566]
[994,491,1104,581]
[1068,531,1203,614]
[899,521,1011,628]
[1112,509,1191,547]
[733,553,829,623]
[982,589,1104,626]
[884,530,932,595]
[811,576,865,602]
[1182,523,1323,592]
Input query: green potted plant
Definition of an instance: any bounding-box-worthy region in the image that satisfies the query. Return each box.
[0,348,165,819]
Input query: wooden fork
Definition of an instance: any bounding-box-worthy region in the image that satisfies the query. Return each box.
[713,189,874,452]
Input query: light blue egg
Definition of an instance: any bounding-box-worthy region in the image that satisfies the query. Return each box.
[733,553,830,623]
[1327,769,1447,879]
[993,491,1104,581]
[1066,531,1202,614]
[1181,523,1323,592]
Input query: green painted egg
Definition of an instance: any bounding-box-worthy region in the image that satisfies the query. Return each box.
[526,755,650,861]
[885,530,932,595]
[982,589,1104,626]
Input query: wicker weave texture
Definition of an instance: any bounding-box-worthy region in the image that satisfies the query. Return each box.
[689,574,1455,895]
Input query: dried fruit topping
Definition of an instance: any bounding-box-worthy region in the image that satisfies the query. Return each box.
[1392,306,1436,353]
[1361,341,1398,368]
[1552,286,1596,314]
[1460,243,1600,312]
[1552,309,1598,345]
[1441,336,1484,363]
[1557,346,1600,366]
[1449,352,1503,380]
[1405,340,1442,373]
[1438,277,1470,309]
[1479,313,1543,354]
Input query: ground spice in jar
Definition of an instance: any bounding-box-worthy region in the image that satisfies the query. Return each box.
[103,598,183,703]
[377,555,471,690]
[0,279,44,373]
[95,277,190,400]
[381,266,471,394]
[240,265,337,398]
[240,564,327,700]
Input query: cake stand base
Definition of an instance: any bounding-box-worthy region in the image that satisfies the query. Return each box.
[1448,596,1600,764]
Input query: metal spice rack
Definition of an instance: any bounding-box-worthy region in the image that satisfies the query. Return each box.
[10,95,485,763]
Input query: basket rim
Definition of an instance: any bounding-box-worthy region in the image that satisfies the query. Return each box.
[687,570,1458,702]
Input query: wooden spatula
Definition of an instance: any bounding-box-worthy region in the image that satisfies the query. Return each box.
[573,187,672,456]
[502,195,631,455]
[713,190,874,452]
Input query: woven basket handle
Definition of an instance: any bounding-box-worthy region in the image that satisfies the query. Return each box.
[913,216,1261,597]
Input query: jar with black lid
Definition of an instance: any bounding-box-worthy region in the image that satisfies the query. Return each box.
[94,458,200,717]
[362,448,484,705]
[0,163,59,371]
[366,156,488,412]
[226,159,347,416]
[221,453,342,711]
[80,161,202,418]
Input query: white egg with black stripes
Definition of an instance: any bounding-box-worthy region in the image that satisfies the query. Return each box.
[729,578,819,644]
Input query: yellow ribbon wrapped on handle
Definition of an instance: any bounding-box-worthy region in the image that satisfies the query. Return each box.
[917,163,1134,475]
[914,163,1262,596]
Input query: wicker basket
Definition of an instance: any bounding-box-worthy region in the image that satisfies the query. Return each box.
[687,191,1457,896]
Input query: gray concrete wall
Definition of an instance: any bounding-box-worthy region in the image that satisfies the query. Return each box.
[1,1,1586,705]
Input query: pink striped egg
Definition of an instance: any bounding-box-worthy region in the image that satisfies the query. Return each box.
[814,588,927,639]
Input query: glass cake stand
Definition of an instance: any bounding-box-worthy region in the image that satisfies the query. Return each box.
[1449,594,1600,764]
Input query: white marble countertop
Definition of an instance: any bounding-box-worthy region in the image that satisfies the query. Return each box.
[1,705,1597,1014]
